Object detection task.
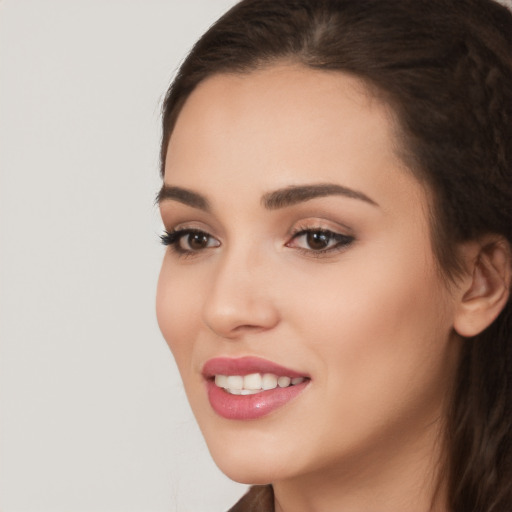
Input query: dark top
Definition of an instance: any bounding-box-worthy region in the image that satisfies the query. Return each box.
[228,485,275,512]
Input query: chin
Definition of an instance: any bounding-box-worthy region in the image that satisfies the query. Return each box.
[220,465,274,486]
[202,425,301,485]
[214,456,287,485]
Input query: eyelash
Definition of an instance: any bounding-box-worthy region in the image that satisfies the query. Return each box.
[160,227,355,257]
[286,227,354,256]
[160,228,220,257]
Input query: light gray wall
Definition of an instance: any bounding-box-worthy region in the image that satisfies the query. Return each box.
[2,0,511,510]
[0,1,244,511]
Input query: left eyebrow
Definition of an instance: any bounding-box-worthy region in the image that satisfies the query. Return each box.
[262,183,379,210]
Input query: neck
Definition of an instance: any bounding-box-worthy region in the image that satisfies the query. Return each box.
[272,414,449,512]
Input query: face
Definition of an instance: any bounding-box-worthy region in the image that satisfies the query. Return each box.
[157,64,461,485]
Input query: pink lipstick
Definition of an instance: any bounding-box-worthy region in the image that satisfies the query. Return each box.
[203,356,310,420]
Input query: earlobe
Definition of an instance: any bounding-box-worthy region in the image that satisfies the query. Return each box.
[453,239,511,338]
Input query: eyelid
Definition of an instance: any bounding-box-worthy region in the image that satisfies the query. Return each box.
[160,226,221,257]
[160,227,216,244]
[288,218,354,238]
[161,218,219,239]
[286,222,355,256]
[159,218,355,258]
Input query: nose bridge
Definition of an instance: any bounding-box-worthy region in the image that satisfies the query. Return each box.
[202,239,279,338]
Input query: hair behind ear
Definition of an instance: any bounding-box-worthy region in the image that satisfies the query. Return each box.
[448,236,512,511]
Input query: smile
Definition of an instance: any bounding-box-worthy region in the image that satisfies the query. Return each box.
[203,357,310,420]
[215,373,306,395]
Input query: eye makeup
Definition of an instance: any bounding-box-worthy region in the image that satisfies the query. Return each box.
[286,226,355,256]
[160,228,220,256]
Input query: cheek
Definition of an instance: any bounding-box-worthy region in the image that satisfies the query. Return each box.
[286,245,454,402]
[156,256,202,365]
[268,253,456,470]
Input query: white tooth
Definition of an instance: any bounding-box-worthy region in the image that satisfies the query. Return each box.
[215,375,228,388]
[277,376,291,388]
[226,375,244,390]
[227,388,242,395]
[262,373,278,390]
[291,377,305,385]
[241,389,260,395]
[244,373,262,390]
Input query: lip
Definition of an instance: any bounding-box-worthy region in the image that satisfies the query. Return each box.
[202,356,309,379]
[203,356,310,420]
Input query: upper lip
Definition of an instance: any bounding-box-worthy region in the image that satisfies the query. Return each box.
[202,356,309,379]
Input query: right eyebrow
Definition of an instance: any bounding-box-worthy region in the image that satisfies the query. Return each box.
[156,185,210,211]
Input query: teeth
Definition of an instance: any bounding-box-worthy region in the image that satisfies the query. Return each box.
[226,375,244,390]
[215,375,228,388]
[214,372,307,394]
[240,389,260,395]
[262,373,278,390]
[277,376,291,388]
[244,373,262,390]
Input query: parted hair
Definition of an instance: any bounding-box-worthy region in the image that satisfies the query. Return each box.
[160,1,512,510]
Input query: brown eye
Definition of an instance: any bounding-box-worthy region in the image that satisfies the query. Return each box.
[306,231,331,250]
[160,228,220,254]
[178,230,220,252]
[287,228,354,254]
[185,232,211,250]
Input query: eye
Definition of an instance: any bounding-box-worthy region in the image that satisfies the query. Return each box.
[287,228,354,254]
[160,228,220,254]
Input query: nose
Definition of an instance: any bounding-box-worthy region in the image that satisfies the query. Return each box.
[202,248,280,339]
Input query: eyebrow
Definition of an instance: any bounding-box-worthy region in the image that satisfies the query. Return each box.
[157,185,210,211]
[157,182,378,211]
[262,183,379,209]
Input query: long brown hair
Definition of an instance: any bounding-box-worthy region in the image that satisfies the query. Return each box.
[160,1,512,510]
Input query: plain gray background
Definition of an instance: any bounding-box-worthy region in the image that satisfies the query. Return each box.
[0,1,244,511]
[2,0,512,511]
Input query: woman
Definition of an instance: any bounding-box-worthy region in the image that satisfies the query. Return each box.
[156,1,512,510]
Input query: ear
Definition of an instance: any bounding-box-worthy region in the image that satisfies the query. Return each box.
[453,237,511,338]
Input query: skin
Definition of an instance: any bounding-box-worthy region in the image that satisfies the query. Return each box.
[156,64,463,512]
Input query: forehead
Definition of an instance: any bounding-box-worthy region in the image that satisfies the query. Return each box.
[167,64,395,165]
[164,64,427,216]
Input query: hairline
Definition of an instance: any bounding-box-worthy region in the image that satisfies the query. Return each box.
[160,58,463,284]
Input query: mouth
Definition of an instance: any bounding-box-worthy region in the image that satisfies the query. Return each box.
[202,356,310,420]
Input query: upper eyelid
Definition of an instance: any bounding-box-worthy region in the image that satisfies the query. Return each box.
[171,225,210,233]
[292,225,344,234]
[289,220,354,237]
[162,218,355,240]
[168,226,220,241]
[161,212,223,233]
[163,221,218,236]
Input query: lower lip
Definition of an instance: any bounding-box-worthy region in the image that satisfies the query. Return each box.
[206,380,309,420]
